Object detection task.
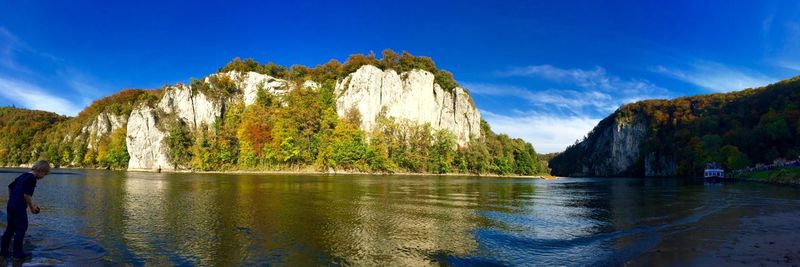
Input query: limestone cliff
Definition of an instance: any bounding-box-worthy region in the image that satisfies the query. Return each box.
[334,65,481,146]
[548,76,800,177]
[81,112,127,150]
[124,71,300,170]
[51,89,154,167]
[126,105,171,170]
[127,81,229,170]
[126,66,482,170]
[227,71,294,106]
[157,83,220,129]
[549,114,649,177]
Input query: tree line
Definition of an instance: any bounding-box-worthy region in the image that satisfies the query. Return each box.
[0,52,548,176]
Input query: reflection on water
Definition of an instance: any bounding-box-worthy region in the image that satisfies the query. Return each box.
[0,170,798,265]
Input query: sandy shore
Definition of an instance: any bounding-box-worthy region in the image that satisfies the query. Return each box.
[691,211,800,266]
[629,209,800,266]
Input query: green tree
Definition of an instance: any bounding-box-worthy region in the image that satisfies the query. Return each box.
[103,127,130,169]
[428,130,456,174]
[721,145,751,170]
[331,117,369,171]
[165,121,193,169]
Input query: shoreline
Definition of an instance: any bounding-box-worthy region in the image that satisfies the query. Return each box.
[2,165,551,179]
[628,208,800,266]
[732,167,800,186]
[734,177,800,186]
[127,168,550,179]
[691,210,800,266]
[556,174,800,186]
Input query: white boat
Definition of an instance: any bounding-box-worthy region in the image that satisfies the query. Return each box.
[704,162,725,182]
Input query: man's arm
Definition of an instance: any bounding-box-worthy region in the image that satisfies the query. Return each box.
[24,194,39,214]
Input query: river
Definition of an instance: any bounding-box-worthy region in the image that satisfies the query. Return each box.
[0,169,798,266]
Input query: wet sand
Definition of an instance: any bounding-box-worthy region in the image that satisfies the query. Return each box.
[692,211,800,266]
[629,209,800,266]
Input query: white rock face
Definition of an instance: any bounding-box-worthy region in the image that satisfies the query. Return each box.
[610,118,647,173]
[127,83,226,170]
[334,65,481,145]
[561,115,649,177]
[126,105,171,170]
[302,80,320,90]
[81,112,127,150]
[124,66,481,170]
[158,84,220,129]
[223,71,292,106]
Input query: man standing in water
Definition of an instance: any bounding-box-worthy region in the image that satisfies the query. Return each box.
[0,160,49,261]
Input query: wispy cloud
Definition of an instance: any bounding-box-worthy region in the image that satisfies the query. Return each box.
[468,65,671,152]
[465,83,620,114]
[654,61,777,92]
[497,65,667,96]
[0,27,27,73]
[472,64,671,116]
[0,76,82,116]
[482,110,599,153]
[499,65,614,89]
[774,21,800,72]
[0,27,94,115]
[777,61,800,72]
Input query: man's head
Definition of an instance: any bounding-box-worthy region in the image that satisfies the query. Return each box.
[31,160,51,179]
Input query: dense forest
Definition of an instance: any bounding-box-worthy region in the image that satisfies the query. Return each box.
[9,89,162,169]
[0,50,549,176]
[0,107,69,165]
[550,75,800,177]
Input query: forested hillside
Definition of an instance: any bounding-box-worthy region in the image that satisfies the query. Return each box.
[550,76,800,177]
[0,50,549,176]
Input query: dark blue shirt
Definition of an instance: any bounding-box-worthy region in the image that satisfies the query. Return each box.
[7,173,36,211]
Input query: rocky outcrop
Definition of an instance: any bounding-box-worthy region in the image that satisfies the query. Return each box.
[127,83,227,170]
[609,117,647,174]
[125,65,483,170]
[126,72,297,170]
[81,112,127,150]
[550,114,649,177]
[225,71,293,106]
[126,105,171,170]
[549,112,683,177]
[157,84,220,129]
[302,80,320,90]
[334,65,481,145]
[644,152,677,177]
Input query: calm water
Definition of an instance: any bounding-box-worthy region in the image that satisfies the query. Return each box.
[0,169,798,266]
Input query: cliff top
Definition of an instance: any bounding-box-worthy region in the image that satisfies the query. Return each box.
[217,49,462,92]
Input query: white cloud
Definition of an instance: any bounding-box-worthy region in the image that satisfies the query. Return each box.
[0,27,99,115]
[499,65,612,89]
[0,76,82,116]
[654,61,776,92]
[778,61,800,72]
[482,110,599,153]
[465,83,621,114]
[467,65,671,118]
[497,65,666,96]
[465,65,674,152]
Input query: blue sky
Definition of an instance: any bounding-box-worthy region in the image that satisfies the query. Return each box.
[1,0,799,153]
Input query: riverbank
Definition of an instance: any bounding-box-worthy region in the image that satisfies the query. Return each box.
[691,210,800,266]
[1,165,548,179]
[628,198,800,266]
[734,167,800,185]
[127,168,549,179]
